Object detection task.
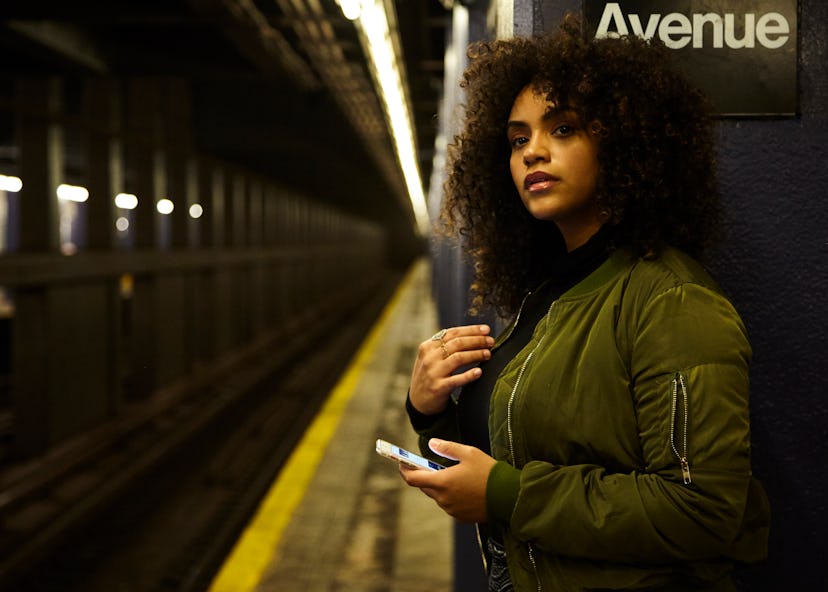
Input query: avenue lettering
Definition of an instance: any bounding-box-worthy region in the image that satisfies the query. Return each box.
[594,2,791,50]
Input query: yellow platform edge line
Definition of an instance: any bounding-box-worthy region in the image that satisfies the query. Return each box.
[208,264,419,592]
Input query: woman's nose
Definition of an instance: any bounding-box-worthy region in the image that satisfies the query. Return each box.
[522,137,549,166]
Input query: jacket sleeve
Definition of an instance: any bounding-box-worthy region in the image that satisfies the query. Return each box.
[405,393,461,464]
[496,283,768,563]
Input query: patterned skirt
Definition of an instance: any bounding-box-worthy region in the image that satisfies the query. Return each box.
[487,538,514,592]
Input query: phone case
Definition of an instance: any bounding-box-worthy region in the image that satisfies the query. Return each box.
[375,438,445,471]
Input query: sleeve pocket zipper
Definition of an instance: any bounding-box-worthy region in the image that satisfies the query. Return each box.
[670,372,692,485]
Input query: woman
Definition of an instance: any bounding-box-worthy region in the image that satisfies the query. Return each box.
[402,16,769,592]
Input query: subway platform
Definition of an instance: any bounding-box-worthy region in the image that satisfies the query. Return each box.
[207,260,454,592]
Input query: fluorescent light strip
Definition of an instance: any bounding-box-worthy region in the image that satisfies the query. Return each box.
[338,0,430,236]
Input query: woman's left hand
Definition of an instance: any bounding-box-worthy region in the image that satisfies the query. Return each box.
[399,439,497,523]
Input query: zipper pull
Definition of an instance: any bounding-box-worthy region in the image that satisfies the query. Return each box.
[680,457,692,484]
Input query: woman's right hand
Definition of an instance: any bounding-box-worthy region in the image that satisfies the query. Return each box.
[409,325,494,416]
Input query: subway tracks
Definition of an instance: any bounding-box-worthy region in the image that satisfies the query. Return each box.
[0,272,400,592]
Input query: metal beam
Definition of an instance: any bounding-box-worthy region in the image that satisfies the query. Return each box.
[185,0,320,92]
[6,20,109,73]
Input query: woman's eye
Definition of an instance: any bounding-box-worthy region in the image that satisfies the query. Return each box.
[553,124,575,137]
[510,136,528,149]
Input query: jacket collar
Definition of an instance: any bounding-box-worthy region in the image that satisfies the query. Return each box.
[559,247,633,298]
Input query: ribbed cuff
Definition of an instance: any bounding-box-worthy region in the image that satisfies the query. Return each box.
[405,392,444,431]
[487,460,521,526]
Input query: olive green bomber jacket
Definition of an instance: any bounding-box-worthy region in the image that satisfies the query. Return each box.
[415,248,770,591]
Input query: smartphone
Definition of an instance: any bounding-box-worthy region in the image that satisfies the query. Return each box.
[375,438,446,471]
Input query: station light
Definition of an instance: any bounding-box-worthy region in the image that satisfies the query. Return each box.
[156,198,174,215]
[115,217,129,232]
[188,203,203,219]
[114,193,138,210]
[0,174,22,193]
[56,183,89,202]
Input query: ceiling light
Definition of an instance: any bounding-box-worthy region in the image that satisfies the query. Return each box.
[340,0,430,236]
[336,0,363,21]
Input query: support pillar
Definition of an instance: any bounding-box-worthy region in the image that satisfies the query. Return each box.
[230,172,247,248]
[84,77,120,251]
[15,78,61,253]
[200,161,224,250]
[82,77,125,417]
[166,79,193,249]
[124,78,164,399]
[11,78,63,456]
[126,78,163,250]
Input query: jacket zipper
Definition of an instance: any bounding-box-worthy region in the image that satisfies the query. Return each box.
[506,300,556,592]
[493,290,533,351]
[670,372,692,484]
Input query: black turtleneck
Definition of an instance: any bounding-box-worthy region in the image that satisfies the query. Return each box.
[406,226,612,455]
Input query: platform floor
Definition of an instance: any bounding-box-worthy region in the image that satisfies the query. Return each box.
[208,260,453,592]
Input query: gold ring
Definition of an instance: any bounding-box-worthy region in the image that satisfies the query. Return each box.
[440,343,449,359]
[431,328,448,342]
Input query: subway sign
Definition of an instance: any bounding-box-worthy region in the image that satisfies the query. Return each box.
[583,1,798,116]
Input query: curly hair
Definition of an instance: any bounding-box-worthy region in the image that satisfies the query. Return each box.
[440,15,721,317]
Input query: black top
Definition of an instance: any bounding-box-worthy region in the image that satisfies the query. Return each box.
[407,227,612,456]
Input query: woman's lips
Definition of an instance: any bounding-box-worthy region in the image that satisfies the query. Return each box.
[524,171,559,192]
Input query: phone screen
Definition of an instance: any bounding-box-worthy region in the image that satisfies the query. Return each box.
[375,438,446,471]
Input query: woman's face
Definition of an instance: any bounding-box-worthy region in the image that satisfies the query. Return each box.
[507,85,603,251]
